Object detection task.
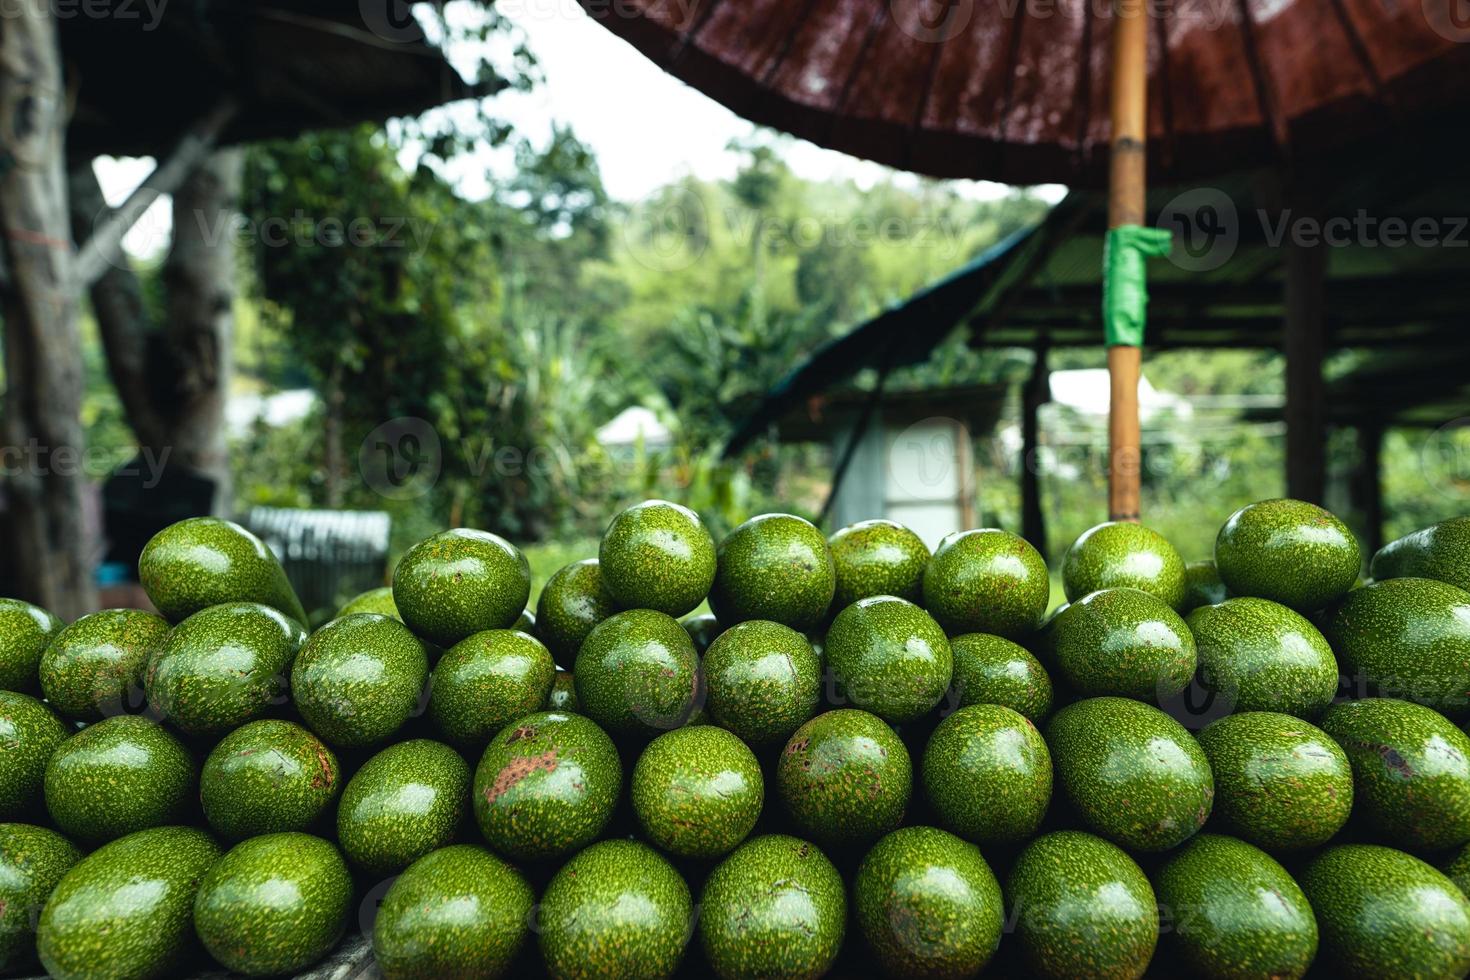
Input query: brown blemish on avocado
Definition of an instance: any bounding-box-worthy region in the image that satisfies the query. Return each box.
[484,750,558,803]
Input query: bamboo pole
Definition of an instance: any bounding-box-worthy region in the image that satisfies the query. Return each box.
[1106,0,1149,522]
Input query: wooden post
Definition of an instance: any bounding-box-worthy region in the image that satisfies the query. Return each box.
[1021,346,1049,554]
[1284,194,1327,504]
[1350,425,1384,557]
[1106,0,1149,522]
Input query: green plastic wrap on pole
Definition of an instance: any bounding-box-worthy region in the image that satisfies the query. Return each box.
[1102,225,1173,347]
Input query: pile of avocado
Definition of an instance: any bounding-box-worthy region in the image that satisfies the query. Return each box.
[6,504,1470,979]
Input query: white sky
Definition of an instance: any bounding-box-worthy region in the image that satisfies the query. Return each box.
[95,0,1063,257]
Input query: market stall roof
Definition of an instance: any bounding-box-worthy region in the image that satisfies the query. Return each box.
[577,0,1470,187]
[725,149,1470,453]
[62,0,488,157]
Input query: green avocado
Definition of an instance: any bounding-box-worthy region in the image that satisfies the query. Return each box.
[139,517,307,624]
[1444,843,1470,899]
[1319,697,1470,851]
[574,609,699,736]
[1372,517,1470,593]
[0,823,82,971]
[1180,559,1229,613]
[1046,697,1214,852]
[825,596,952,724]
[36,826,221,980]
[430,629,555,748]
[948,632,1053,722]
[337,739,468,875]
[0,692,68,819]
[1154,834,1317,980]
[536,559,616,667]
[854,825,1002,978]
[1005,830,1158,980]
[1323,577,1470,718]
[921,528,1049,638]
[1197,711,1352,850]
[336,585,400,619]
[291,613,430,747]
[828,519,931,608]
[472,710,620,860]
[776,709,911,849]
[699,834,845,980]
[0,598,61,693]
[200,719,341,841]
[547,668,579,712]
[923,703,1051,844]
[373,844,533,979]
[193,832,351,976]
[1301,844,1470,979]
[600,499,717,617]
[39,609,167,720]
[538,839,692,980]
[1187,596,1339,719]
[1050,587,1196,703]
[709,513,835,631]
[679,612,723,653]
[392,528,531,647]
[1062,522,1187,609]
[145,601,306,737]
[1215,499,1361,613]
[632,725,763,859]
[44,715,195,845]
[703,619,821,747]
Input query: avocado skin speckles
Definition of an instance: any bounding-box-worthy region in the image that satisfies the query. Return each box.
[1187,596,1339,719]
[574,609,699,736]
[200,719,341,841]
[632,726,763,859]
[825,596,952,724]
[776,709,911,849]
[699,833,845,980]
[1181,559,1229,613]
[922,528,1049,639]
[923,704,1051,844]
[1046,697,1214,852]
[44,715,195,846]
[193,832,351,977]
[1215,498,1361,613]
[336,586,399,619]
[1319,697,1470,851]
[538,839,692,980]
[392,528,531,647]
[139,516,307,625]
[855,825,1003,978]
[373,844,533,980]
[1300,844,1470,980]
[0,823,82,971]
[1197,711,1352,851]
[600,499,717,617]
[429,629,555,749]
[710,514,835,631]
[948,633,1052,722]
[546,669,579,712]
[1063,522,1187,610]
[828,519,931,609]
[40,609,168,721]
[1323,577,1470,718]
[291,613,430,748]
[0,692,68,819]
[703,620,820,748]
[1051,587,1196,703]
[1005,830,1158,980]
[36,826,221,980]
[145,601,306,737]
[1371,517,1470,593]
[536,559,616,667]
[1443,843,1470,899]
[0,599,61,694]
[1154,834,1317,980]
[472,710,621,861]
[336,739,469,875]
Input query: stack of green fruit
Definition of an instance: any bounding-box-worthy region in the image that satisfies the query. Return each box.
[6,503,1470,979]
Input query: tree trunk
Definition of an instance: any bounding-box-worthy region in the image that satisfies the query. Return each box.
[0,8,97,618]
[324,359,344,507]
